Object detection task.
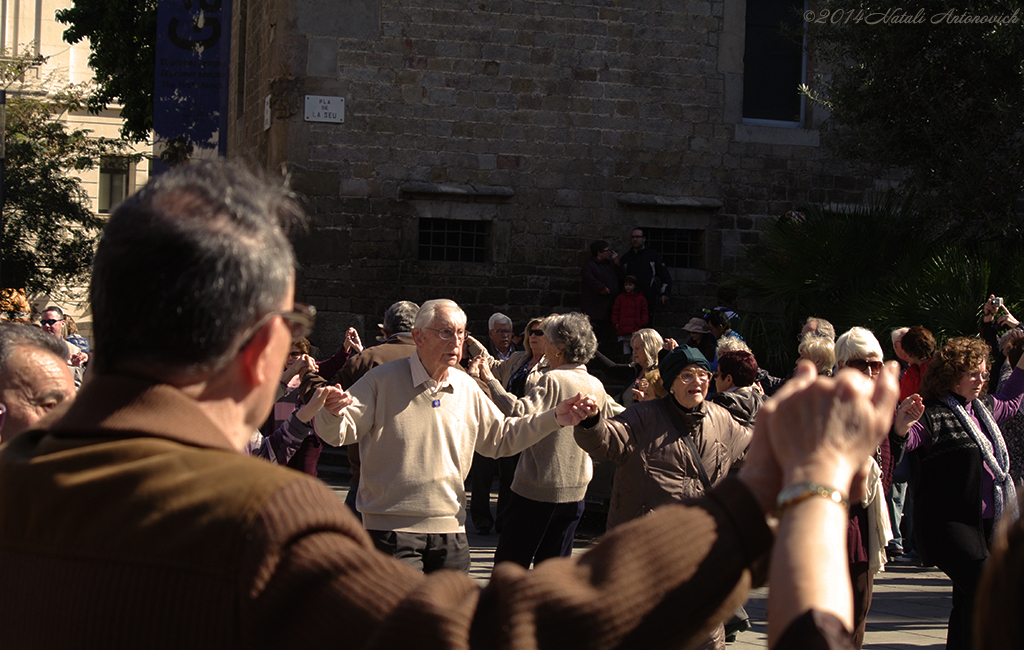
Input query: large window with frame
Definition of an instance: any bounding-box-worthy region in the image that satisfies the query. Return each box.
[417,218,490,263]
[743,0,806,125]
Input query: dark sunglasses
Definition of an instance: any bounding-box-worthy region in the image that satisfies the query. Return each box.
[40,319,63,326]
[845,358,883,375]
[529,329,544,336]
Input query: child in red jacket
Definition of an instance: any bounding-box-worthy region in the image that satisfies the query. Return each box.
[612,276,649,355]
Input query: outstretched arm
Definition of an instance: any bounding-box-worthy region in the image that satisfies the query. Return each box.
[745,360,899,645]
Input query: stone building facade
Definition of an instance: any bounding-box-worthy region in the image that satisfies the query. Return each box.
[229,0,875,347]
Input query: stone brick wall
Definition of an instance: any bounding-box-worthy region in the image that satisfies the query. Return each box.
[230,0,876,350]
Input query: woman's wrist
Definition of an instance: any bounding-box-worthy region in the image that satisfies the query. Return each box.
[782,460,856,501]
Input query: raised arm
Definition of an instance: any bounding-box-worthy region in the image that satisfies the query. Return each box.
[747,360,899,646]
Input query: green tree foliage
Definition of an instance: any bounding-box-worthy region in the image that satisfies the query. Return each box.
[1,54,136,293]
[56,0,157,143]
[802,0,1024,229]
[725,197,1024,375]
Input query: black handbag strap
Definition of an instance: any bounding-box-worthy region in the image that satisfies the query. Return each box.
[663,398,714,492]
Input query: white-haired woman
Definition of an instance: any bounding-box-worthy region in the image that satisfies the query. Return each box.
[834,326,904,649]
[589,327,671,404]
[483,312,614,569]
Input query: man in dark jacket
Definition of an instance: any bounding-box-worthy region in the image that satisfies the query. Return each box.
[619,228,671,323]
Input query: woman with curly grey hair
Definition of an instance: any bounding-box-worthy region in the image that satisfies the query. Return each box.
[481,312,614,569]
[895,334,1024,650]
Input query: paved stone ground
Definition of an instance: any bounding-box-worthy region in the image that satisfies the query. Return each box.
[325,479,953,649]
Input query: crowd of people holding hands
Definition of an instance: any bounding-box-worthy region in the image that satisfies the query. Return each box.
[3,162,1024,649]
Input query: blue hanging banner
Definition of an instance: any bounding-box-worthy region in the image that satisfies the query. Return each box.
[153,0,232,173]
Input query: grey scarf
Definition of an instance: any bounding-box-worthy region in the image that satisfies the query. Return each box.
[941,394,1019,527]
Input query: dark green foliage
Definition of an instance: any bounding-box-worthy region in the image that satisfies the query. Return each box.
[725,196,1024,375]
[2,62,136,292]
[56,0,157,143]
[803,0,1024,229]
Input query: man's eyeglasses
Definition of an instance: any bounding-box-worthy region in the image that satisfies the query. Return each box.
[239,303,317,350]
[40,319,63,326]
[428,327,467,342]
[676,370,711,384]
[846,358,883,375]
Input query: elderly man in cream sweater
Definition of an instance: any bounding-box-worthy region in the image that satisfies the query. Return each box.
[316,299,594,573]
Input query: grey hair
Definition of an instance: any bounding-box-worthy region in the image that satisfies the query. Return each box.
[0,322,70,371]
[413,299,466,330]
[835,327,883,366]
[716,336,752,356]
[544,312,597,364]
[90,160,303,376]
[804,316,836,342]
[798,335,836,375]
[891,326,910,345]
[383,301,419,335]
[488,312,512,330]
[630,327,664,370]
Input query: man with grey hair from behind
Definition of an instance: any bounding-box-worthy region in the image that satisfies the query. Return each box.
[0,322,75,442]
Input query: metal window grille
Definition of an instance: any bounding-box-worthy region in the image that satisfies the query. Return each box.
[644,228,703,269]
[418,218,490,263]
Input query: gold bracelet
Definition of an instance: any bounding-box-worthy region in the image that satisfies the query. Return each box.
[776,481,848,516]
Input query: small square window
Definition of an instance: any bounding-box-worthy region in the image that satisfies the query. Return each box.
[418,218,490,263]
[644,228,703,269]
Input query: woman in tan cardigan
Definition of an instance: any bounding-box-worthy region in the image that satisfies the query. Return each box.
[476,312,613,568]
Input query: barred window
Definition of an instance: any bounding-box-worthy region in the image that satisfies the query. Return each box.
[644,228,703,269]
[418,218,490,263]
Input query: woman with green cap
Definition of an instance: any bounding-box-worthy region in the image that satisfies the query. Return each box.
[574,345,752,650]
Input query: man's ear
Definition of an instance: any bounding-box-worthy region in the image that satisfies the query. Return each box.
[238,321,276,388]
[411,328,424,347]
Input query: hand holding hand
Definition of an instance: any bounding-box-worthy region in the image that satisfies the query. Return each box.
[747,360,899,504]
[295,386,330,423]
[70,351,89,367]
[282,355,313,383]
[477,358,495,383]
[344,327,363,354]
[321,385,353,416]
[556,392,599,426]
[893,393,924,436]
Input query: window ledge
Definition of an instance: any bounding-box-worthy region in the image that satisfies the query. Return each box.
[617,193,723,209]
[400,182,514,199]
[734,124,820,147]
